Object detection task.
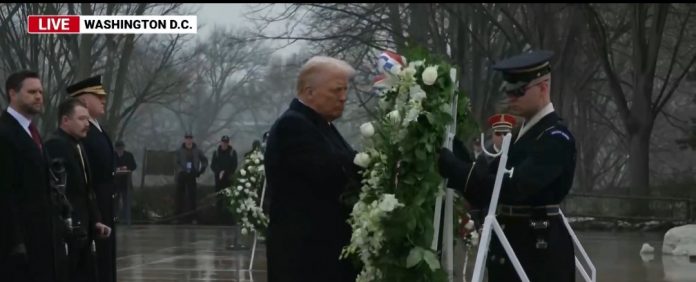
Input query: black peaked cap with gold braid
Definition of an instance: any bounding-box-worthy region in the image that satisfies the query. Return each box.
[66,75,107,97]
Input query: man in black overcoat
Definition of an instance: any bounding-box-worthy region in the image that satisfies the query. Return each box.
[0,70,69,281]
[264,56,362,282]
[67,75,118,282]
[45,98,112,282]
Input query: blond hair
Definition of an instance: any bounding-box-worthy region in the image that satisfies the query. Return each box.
[296,56,355,95]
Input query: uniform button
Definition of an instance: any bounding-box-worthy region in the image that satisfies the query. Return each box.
[499,257,506,264]
[490,255,496,261]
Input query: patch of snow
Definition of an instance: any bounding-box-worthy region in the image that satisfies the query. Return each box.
[662,224,696,256]
[640,243,655,254]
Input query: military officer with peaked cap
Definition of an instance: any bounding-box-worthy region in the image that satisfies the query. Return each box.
[439,50,577,282]
[66,75,118,282]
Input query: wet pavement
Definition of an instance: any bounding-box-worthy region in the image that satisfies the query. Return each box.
[116,225,696,282]
[117,225,265,282]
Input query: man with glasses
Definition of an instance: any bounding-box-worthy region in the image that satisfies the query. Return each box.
[439,50,577,282]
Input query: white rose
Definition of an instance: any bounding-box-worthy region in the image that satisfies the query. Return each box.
[360,122,375,137]
[254,159,260,164]
[422,65,439,85]
[236,186,243,191]
[240,169,247,176]
[241,228,248,235]
[245,182,251,188]
[387,110,401,124]
[353,152,371,168]
[250,177,256,182]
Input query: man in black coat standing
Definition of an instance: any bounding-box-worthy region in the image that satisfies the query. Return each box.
[114,140,137,225]
[211,135,237,222]
[67,75,118,282]
[44,98,112,282]
[0,70,69,281]
[264,56,361,282]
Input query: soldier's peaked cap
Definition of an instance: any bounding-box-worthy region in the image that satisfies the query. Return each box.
[66,75,107,97]
[493,50,554,84]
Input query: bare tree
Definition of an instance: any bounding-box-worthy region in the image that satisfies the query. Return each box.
[584,3,696,197]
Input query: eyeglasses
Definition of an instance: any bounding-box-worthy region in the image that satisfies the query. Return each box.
[505,79,548,97]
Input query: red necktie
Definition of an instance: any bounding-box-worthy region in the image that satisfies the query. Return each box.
[28,122,43,151]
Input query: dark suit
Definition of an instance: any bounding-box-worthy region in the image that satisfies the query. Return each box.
[82,121,116,282]
[264,99,360,282]
[45,129,101,282]
[442,111,576,282]
[0,110,69,282]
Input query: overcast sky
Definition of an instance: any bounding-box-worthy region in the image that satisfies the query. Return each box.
[187,3,303,58]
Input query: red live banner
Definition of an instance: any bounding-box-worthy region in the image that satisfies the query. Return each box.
[27,15,80,34]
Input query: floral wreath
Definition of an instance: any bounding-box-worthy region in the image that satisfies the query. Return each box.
[341,49,477,282]
[220,147,268,235]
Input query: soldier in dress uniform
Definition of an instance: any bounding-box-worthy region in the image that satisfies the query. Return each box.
[66,75,118,282]
[439,50,577,282]
[466,113,518,229]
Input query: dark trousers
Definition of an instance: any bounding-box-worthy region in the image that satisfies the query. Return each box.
[94,183,117,282]
[487,215,575,282]
[214,172,232,223]
[114,174,132,225]
[67,235,98,282]
[176,172,198,223]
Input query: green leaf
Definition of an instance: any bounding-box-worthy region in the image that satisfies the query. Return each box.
[406,247,424,268]
[423,250,441,270]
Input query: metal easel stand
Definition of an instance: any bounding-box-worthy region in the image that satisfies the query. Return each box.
[432,68,459,281]
[248,177,267,271]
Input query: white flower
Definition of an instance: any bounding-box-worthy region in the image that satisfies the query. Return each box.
[411,60,425,67]
[387,110,401,124]
[250,177,256,182]
[464,220,475,231]
[409,85,426,102]
[240,169,247,176]
[353,152,371,168]
[234,191,239,196]
[378,194,402,212]
[241,227,248,235]
[245,182,251,188]
[254,159,260,164]
[402,105,421,125]
[236,186,243,191]
[422,65,439,85]
[360,122,375,137]
[401,65,416,78]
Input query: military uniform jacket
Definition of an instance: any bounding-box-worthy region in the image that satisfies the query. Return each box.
[456,111,576,208]
[445,111,577,282]
[45,129,102,231]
